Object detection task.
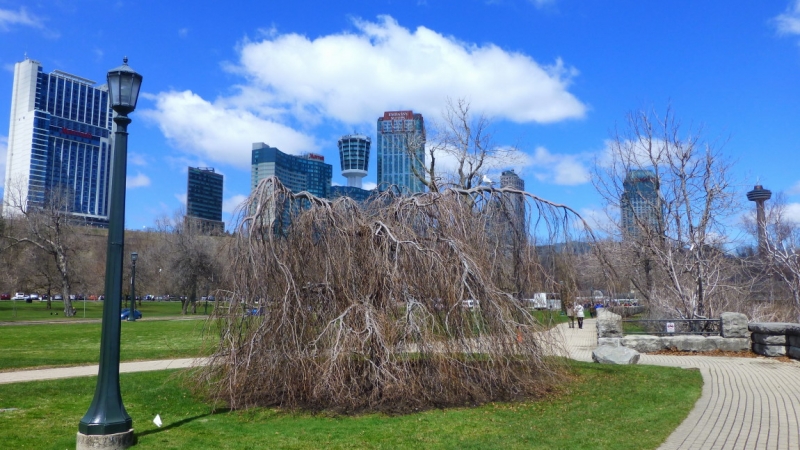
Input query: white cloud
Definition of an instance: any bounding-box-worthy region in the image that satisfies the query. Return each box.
[579,207,614,233]
[775,1,800,35]
[230,15,585,125]
[784,202,800,223]
[140,90,318,170]
[363,181,378,191]
[0,7,43,31]
[144,16,585,173]
[178,28,189,38]
[0,135,7,189]
[128,152,147,166]
[126,172,151,188]
[175,193,187,205]
[786,180,800,196]
[528,146,591,185]
[223,194,248,213]
[529,0,557,9]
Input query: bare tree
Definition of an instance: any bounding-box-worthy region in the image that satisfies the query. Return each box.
[2,181,80,316]
[593,107,741,319]
[154,210,222,314]
[408,98,523,192]
[195,176,595,413]
[752,194,800,321]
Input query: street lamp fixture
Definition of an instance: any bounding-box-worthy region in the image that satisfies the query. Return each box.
[78,57,142,449]
[129,252,138,322]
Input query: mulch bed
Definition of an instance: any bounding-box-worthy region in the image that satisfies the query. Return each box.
[649,348,796,363]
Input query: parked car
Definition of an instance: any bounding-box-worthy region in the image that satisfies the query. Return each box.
[245,307,265,316]
[54,294,63,300]
[29,293,40,300]
[0,293,10,300]
[120,308,143,320]
[12,292,26,300]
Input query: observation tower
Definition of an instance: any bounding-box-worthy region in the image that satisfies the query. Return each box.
[338,134,371,188]
[747,184,772,256]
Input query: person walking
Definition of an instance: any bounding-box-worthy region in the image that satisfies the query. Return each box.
[566,305,575,328]
[575,302,585,329]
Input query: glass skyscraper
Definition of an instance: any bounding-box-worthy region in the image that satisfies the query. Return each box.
[186,167,224,234]
[376,110,426,193]
[621,169,662,238]
[251,142,332,198]
[3,57,113,226]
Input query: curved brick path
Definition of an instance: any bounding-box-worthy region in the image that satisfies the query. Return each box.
[558,318,800,450]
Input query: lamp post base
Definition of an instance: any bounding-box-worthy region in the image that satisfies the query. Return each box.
[76,429,134,450]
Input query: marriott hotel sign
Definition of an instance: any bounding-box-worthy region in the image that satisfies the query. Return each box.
[382,111,413,120]
[60,127,94,139]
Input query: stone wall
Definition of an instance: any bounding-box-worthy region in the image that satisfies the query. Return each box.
[597,310,750,353]
[748,322,800,359]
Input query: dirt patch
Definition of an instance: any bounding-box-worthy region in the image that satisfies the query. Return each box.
[649,348,799,363]
[649,348,759,358]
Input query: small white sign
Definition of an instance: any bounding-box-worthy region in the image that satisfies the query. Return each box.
[153,414,162,427]
[666,322,675,333]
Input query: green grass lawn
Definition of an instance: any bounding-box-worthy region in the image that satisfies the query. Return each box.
[0,360,702,449]
[0,319,210,370]
[531,309,569,326]
[0,300,200,322]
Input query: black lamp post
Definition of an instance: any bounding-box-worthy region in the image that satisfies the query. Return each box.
[78,57,142,449]
[129,252,138,322]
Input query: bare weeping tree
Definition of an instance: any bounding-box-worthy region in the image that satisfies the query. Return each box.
[593,107,742,319]
[196,177,593,413]
[406,98,524,192]
[2,180,79,316]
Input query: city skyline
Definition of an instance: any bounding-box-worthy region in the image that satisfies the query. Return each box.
[1,1,799,242]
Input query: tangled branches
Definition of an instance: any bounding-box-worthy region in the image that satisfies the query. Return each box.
[198,177,592,413]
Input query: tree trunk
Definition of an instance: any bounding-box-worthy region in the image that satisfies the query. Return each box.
[57,250,75,317]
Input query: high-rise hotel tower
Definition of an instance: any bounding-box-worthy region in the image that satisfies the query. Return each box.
[3,57,113,226]
[621,169,662,239]
[376,110,425,193]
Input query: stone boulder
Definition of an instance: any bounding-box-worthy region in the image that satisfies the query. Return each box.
[706,336,750,352]
[748,322,800,335]
[597,337,621,347]
[752,343,786,357]
[596,309,622,338]
[720,312,749,338]
[751,333,787,345]
[670,335,716,352]
[622,335,663,353]
[592,345,640,365]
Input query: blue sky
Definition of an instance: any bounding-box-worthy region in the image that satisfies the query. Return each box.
[1,0,799,237]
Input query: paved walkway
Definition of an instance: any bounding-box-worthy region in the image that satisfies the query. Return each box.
[2,319,800,449]
[559,318,800,450]
[0,358,204,384]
